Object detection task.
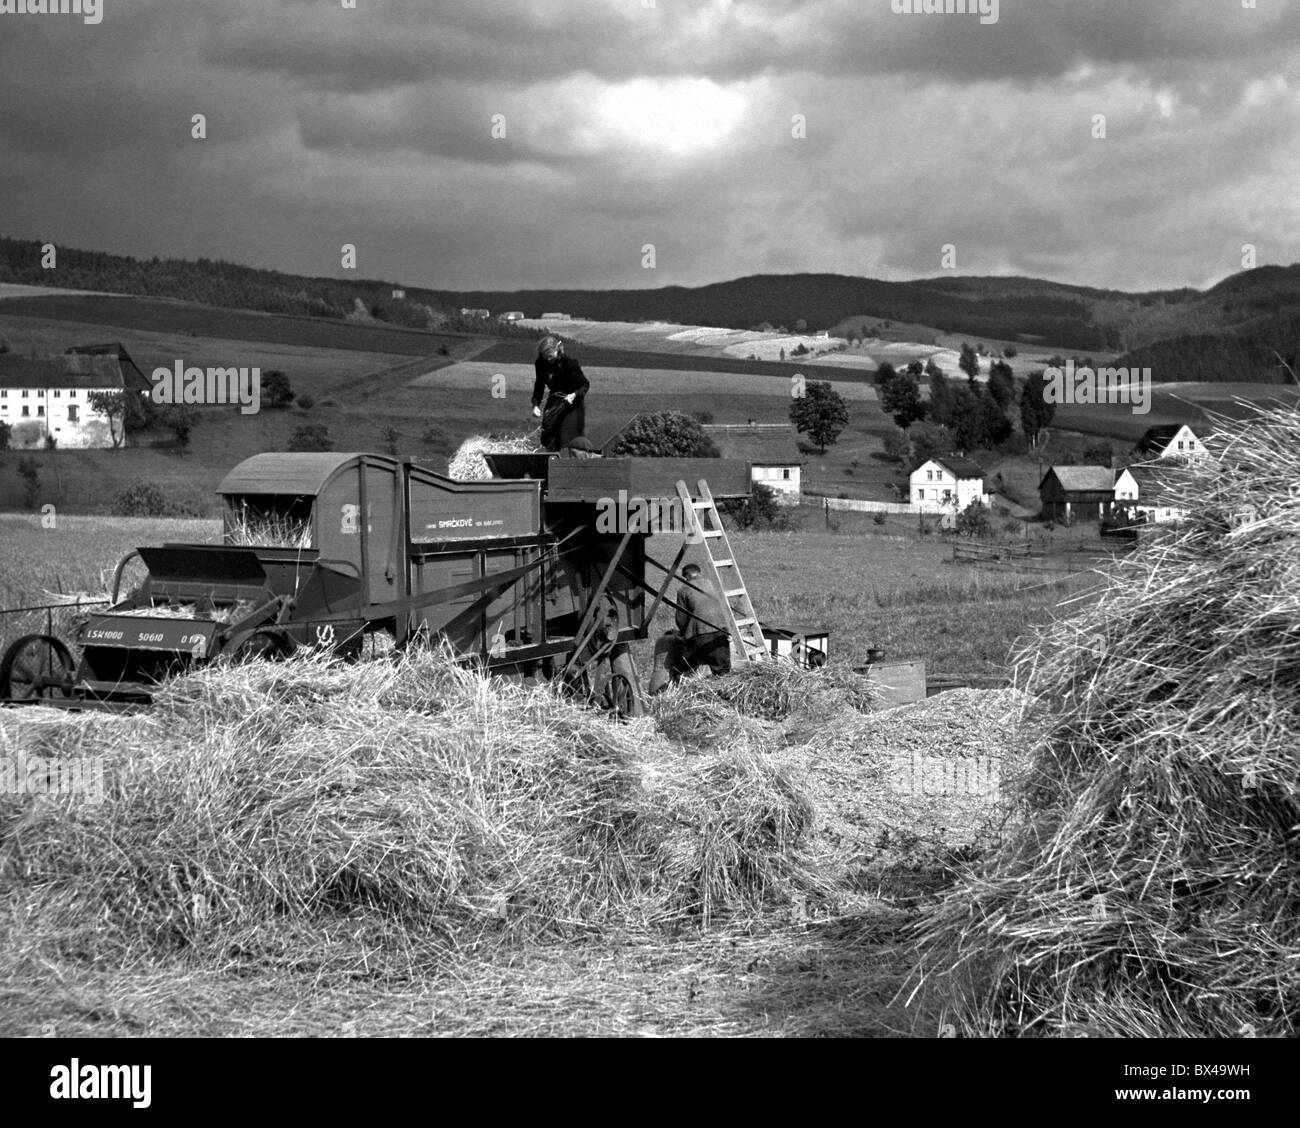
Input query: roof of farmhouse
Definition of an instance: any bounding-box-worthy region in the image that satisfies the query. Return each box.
[0,352,135,391]
[702,424,802,465]
[928,456,986,480]
[1043,466,1117,492]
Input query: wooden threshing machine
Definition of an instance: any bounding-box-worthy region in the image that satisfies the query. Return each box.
[1,451,780,715]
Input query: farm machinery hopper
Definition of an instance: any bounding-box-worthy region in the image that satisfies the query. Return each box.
[1,451,825,715]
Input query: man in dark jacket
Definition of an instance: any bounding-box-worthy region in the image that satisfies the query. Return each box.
[674,563,732,676]
[532,335,590,452]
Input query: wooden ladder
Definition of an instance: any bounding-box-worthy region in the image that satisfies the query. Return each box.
[675,478,769,665]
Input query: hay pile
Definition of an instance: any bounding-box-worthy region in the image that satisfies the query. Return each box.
[915,405,1300,1037]
[649,663,1035,883]
[0,650,825,971]
[448,434,540,481]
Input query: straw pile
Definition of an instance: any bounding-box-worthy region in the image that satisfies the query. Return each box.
[0,649,826,972]
[448,434,540,481]
[650,663,1036,884]
[225,513,312,549]
[914,405,1300,1038]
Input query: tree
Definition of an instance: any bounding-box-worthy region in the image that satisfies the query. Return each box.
[17,455,40,510]
[87,390,129,449]
[0,419,10,454]
[789,380,849,453]
[876,364,926,429]
[262,370,294,409]
[156,404,198,455]
[959,342,980,382]
[288,423,334,452]
[607,412,719,458]
[907,423,955,473]
[882,429,910,465]
[987,360,1015,409]
[1020,371,1056,447]
[928,367,955,428]
[722,482,787,530]
[956,498,992,538]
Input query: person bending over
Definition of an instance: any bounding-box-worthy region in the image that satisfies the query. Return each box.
[532,335,590,452]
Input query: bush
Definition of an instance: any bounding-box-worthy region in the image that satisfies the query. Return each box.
[43,435,56,450]
[17,455,40,509]
[295,394,315,411]
[421,426,448,447]
[111,479,211,518]
[607,412,719,458]
[262,371,294,409]
[956,500,992,538]
[721,482,792,531]
[288,424,333,452]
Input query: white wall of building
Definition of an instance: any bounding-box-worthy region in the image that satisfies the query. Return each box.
[909,460,986,510]
[0,386,120,449]
[751,464,801,503]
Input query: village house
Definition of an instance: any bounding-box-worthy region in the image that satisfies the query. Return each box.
[1131,423,1208,465]
[459,308,491,319]
[0,343,150,450]
[909,457,987,511]
[1113,462,1188,524]
[1038,465,1120,523]
[702,423,803,505]
[540,312,572,321]
[497,311,526,323]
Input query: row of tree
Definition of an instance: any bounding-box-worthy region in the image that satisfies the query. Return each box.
[875,347,1061,470]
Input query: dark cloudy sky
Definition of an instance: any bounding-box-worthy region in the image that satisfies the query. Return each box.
[1,0,1297,293]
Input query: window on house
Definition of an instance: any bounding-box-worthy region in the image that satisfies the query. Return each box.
[21,389,29,397]
[53,389,60,398]
[67,405,79,423]
[782,468,790,480]
[22,406,30,417]
[37,406,45,417]
[0,390,6,398]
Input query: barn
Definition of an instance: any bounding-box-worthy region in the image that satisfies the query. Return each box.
[702,423,803,504]
[1038,466,1118,523]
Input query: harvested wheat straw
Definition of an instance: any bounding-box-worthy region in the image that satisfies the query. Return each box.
[447,434,540,481]
[914,403,1300,1038]
[0,647,826,970]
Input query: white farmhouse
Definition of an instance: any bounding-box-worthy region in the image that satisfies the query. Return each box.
[1114,463,1187,524]
[909,457,988,511]
[1131,423,1209,465]
[702,423,803,505]
[0,343,151,450]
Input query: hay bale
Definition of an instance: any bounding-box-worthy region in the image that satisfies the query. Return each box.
[915,405,1300,1037]
[447,434,540,481]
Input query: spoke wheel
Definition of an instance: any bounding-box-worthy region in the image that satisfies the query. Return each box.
[225,629,293,663]
[0,634,76,702]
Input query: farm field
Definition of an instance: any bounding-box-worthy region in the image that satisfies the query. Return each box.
[0,294,468,356]
[415,361,880,402]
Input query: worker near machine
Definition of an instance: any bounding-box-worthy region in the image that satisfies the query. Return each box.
[674,562,731,676]
[532,335,590,452]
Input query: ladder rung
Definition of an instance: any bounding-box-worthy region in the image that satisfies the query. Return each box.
[703,530,724,539]
[734,617,757,628]
[691,500,712,510]
[712,559,734,568]
[723,588,747,599]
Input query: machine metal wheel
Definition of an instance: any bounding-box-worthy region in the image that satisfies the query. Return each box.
[0,634,76,702]
[225,628,293,663]
[603,651,643,718]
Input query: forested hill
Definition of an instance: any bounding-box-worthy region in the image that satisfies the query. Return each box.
[3,235,1299,377]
